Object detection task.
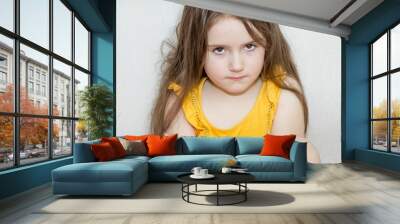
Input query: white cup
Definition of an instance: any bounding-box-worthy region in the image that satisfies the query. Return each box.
[200,169,208,176]
[221,167,232,174]
[191,167,202,176]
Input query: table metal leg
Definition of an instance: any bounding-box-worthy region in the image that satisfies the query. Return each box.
[245,183,247,201]
[181,184,183,199]
[187,184,190,202]
[217,184,219,206]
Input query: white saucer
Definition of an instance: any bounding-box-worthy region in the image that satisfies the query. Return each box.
[190,174,215,179]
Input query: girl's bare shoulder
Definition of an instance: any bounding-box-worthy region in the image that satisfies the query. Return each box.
[164,94,195,137]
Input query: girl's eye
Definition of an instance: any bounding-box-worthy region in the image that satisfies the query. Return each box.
[213,47,224,54]
[245,43,256,51]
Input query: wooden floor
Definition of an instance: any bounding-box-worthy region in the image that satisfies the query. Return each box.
[1,162,400,224]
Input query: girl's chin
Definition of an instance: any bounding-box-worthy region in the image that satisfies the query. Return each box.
[219,85,250,96]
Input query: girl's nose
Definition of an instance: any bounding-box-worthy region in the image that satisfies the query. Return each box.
[228,52,244,72]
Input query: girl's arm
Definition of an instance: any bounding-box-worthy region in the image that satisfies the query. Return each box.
[163,94,196,137]
[271,88,306,138]
[271,79,321,163]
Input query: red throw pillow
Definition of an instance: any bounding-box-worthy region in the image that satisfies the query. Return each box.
[146,134,178,157]
[101,137,127,158]
[91,142,118,161]
[260,134,296,159]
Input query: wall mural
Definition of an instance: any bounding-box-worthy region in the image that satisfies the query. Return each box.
[149,6,320,163]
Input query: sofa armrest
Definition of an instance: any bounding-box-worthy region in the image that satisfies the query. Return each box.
[289,141,307,181]
[73,140,100,163]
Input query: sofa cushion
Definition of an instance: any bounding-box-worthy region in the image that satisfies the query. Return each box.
[146,134,178,157]
[118,138,147,156]
[114,155,150,164]
[148,154,235,172]
[101,137,127,158]
[177,136,236,155]
[259,134,296,159]
[91,142,118,161]
[236,155,293,172]
[235,137,264,155]
[52,158,147,183]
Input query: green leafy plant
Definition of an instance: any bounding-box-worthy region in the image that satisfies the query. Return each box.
[79,84,113,140]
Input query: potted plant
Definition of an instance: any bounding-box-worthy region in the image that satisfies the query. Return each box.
[79,84,113,140]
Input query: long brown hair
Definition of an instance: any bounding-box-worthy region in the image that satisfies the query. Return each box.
[150,6,308,135]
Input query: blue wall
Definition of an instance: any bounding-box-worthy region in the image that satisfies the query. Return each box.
[91,32,115,135]
[0,158,72,199]
[343,0,400,171]
[91,0,116,135]
[0,0,116,200]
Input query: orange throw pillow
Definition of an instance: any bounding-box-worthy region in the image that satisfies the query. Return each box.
[91,142,117,161]
[260,134,296,159]
[101,137,127,158]
[146,134,178,157]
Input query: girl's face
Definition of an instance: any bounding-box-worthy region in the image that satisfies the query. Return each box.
[204,16,266,95]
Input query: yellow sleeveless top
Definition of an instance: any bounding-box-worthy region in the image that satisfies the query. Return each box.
[168,77,281,137]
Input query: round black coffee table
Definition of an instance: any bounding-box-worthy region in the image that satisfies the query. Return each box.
[177,172,255,206]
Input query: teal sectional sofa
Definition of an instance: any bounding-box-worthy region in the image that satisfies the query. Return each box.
[52,136,307,196]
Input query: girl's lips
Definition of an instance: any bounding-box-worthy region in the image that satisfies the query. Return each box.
[227,75,246,80]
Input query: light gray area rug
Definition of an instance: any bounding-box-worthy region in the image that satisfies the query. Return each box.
[37,183,362,214]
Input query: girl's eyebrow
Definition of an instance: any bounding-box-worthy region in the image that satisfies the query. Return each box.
[207,40,256,48]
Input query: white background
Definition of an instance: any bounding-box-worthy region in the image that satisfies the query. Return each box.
[116,0,341,163]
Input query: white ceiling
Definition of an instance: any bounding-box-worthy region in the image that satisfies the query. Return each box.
[226,0,353,23]
[165,0,384,38]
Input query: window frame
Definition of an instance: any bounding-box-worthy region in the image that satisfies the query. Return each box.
[370,20,400,154]
[0,0,92,171]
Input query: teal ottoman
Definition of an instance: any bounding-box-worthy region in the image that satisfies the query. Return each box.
[52,156,148,196]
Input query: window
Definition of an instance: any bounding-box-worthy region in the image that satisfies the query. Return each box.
[53,0,72,60]
[0,54,7,86]
[53,119,72,158]
[28,67,34,80]
[0,116,13,170]
[0,55,7,67]
[42,85,46,97]
[0,71,6,85]
[0,35,13,113]
[0,0,13,32]
[74,69,89,118]
[53,59,71,117]
[75,18,89,69]
[28,81,34,94]
[370,23,400,154]
[0,0,91,170]
[35,70,41,81]
[20,0,49,49]
[35,83,40,95]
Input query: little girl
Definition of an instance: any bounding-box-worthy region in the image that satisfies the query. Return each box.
[150,6,320,163]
